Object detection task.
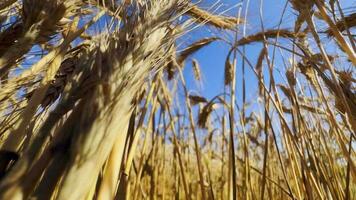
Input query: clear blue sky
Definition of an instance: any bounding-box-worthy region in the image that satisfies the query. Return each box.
[182,0,355,104]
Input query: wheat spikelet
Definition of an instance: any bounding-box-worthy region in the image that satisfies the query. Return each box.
[285,103,326,114]
[0,0,82,77]
[224,59,233,86]
[335,70,356,118]
[192,59,201,81]
[167,37,217,80]
[25,49,84,107]
[198,101,215,129]
[286,69,296,87]
[189,95,207,105]
[187,5,244,30]
[326,13,356,36]
[237,29,305,46]
[178,37,218,65]
[256,47,267,95]
[337,70,355,88]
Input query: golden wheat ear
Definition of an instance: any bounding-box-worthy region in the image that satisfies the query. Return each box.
[187,5,244,30]
[325,13,356,36]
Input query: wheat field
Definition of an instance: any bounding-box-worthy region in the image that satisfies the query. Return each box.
[0,0,355,199]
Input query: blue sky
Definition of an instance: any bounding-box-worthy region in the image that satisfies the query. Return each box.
[182,0,355,103]
[174,0,356,149]
[183,0,291,99]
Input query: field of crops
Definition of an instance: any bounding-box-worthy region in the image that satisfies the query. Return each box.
[0,0,355,199]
